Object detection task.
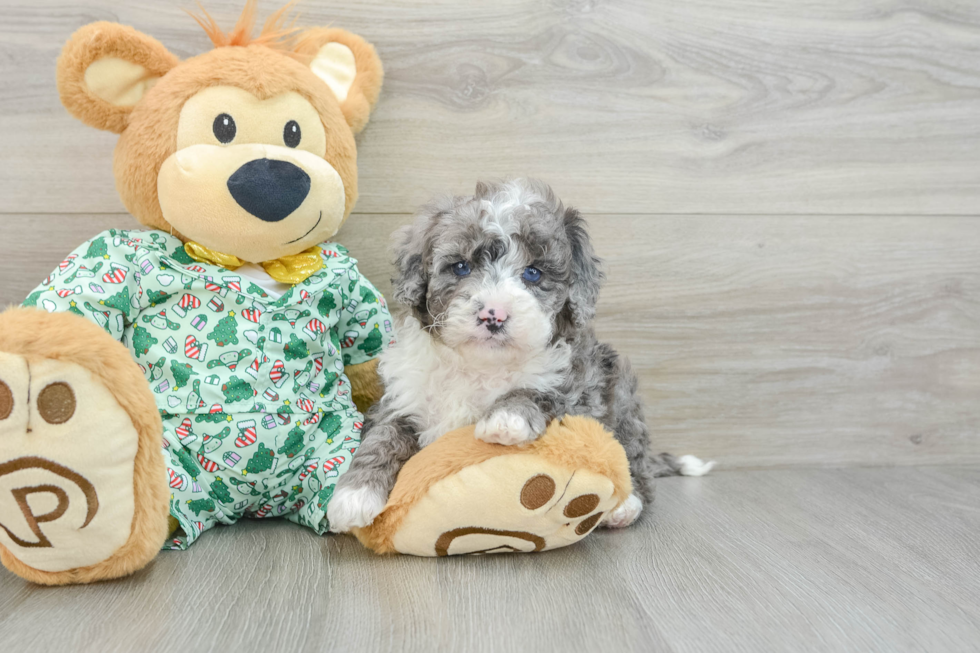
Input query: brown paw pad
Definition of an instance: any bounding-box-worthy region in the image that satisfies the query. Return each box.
[36,382,76,424]
[520,474,556,510]
[564,493,599,518]
[575,512,603,535]
[0,380,13,420]
[518,474,604,536]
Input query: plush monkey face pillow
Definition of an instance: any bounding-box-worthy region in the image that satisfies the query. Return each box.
[58,4,381,264]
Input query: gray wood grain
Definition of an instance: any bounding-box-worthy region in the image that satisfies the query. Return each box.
[1,468,978,652]
[1,213,977,468]
[1,2,977,650]
[1,0,980,215]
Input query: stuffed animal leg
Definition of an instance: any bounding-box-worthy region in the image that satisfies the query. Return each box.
[353,416,632,556]
[0,308,170,585]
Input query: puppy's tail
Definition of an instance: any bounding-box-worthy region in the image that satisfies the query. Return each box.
[651,452,716,477]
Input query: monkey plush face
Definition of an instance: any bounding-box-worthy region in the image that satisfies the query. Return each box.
[158,83,345,262]
[56,7,383,263]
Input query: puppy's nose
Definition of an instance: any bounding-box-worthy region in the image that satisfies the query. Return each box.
[227,158,311,222]
[478,306,509,333]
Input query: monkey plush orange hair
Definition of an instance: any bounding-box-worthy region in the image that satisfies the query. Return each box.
[57,2,382,264]
[0,3,632,585]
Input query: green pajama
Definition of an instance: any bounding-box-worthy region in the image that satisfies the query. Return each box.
[24,229,394,549]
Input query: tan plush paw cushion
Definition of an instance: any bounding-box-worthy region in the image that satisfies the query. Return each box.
[353,416,632,556]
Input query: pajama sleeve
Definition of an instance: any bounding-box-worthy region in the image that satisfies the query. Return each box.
[335,257,394,367]
[22,231,145,345]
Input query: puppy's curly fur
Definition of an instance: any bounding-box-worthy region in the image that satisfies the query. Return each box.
[327,179,711,533]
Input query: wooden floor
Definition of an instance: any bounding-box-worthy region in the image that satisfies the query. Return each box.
[1,468,978,653]
[0,1,978,650]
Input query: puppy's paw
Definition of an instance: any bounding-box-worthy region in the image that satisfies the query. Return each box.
[600,493,643,529]
[327,485,388,533]
[475,409,541,446]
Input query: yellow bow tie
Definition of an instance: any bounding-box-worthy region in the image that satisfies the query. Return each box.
[183,242,324,285]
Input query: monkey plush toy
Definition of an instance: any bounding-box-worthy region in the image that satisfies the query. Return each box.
[0,4,632,585]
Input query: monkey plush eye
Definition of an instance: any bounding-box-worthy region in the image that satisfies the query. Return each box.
[451,261,471,277]
[522,266,542,283]
[212,113,236,143]
[284,120,301,148]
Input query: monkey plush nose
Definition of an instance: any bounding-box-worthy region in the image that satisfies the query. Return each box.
[227,158,311,222]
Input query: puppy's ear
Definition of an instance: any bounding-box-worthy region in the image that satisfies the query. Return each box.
[563,207,604,327]
[57,22,179,134]
[475,180,500,200]
[391,225,426,309]
[391,211,436,321]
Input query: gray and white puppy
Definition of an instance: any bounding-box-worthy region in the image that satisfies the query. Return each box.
[327,179,712,533]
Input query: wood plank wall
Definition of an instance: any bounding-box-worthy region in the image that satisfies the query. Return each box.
[1,0,977,467]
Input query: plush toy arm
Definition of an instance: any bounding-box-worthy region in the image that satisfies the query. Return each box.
[23,230,143,342]
[336,257,394,369]
[344,358,383,413]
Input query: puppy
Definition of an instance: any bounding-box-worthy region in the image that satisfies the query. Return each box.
[327,179,712,533]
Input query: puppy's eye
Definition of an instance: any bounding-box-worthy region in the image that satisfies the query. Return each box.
[451,261,471,277]
[213,113,236,143]
[522,266,542,283]
[284,120,301,148]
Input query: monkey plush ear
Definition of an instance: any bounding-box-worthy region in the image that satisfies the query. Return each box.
[294,28,384,134]
[57,22,178,134]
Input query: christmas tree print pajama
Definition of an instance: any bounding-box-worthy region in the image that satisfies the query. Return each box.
[24,229,394,549]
